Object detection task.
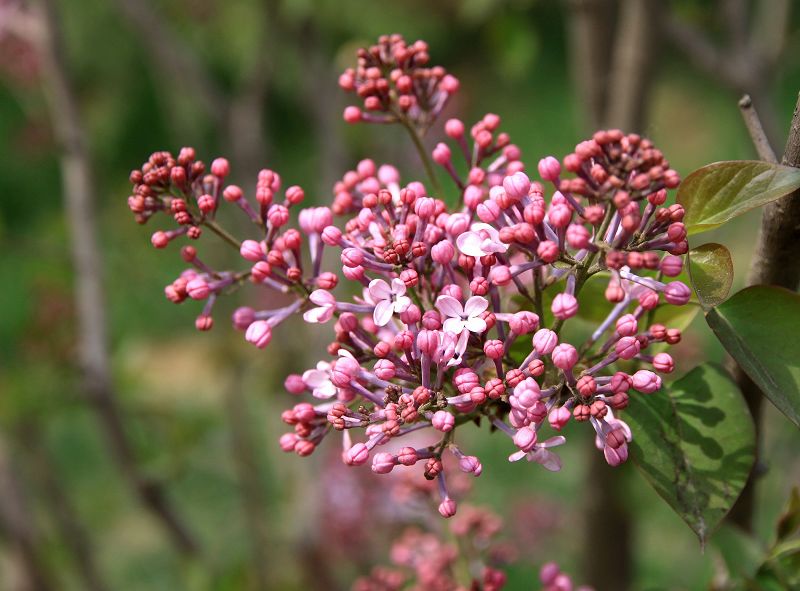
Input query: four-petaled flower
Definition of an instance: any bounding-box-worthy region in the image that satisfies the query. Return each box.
[508,435,567,471]
[436,295,489,334]
[431,330,469,367]
[456,222,509,258]
[368,278,412,326]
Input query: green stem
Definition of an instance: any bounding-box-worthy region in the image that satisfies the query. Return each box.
[398,116,444,198]
[202,219,241,250]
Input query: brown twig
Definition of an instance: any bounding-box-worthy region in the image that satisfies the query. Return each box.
[0,433,55,591]
[729,93,800,531]
[223,364,270,591]
[34,0,200,556]
[738,95,778,163]
[17,425,109,591]
[563,0,616,130]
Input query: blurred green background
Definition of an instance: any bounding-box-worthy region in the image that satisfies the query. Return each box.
[1,0,799,589]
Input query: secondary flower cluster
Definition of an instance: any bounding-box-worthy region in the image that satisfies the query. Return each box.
[125,35,691,521]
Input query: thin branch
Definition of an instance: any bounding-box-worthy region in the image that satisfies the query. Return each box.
[34,0,200,556]
[563,0,616,130]
[223,365,270,591]
[729,93,800,531]
[738,94,778,163]
[606,0,659,131]
[0,433,55,591]
[17,425,109,591]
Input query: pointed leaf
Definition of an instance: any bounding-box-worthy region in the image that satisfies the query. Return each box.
[776,488,800,542]
[706,286,800,428]
[624,363,756,545]
[688,243,734,310]
[677,161,800,235]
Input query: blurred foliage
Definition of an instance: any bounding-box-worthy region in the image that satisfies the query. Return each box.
[1,0,800,589]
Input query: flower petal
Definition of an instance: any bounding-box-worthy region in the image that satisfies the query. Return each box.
[302,369,329,388]
[303,306,332,323]
[309,289,334,306]
[312,382,337,399]
[435,295,463,318]
[373,299,394,326]
[464,296,489,317]
[368,278,391,301]
[393,296,412,313]
[456,232,485,257]
[530,448,563,471]
[443,317,465,334]
[464,316,487,334]
[390,278,407,296]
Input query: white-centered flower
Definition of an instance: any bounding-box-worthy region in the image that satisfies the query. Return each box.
[368,278,411,326]
[436,295,488,334]
[456,222,509,258]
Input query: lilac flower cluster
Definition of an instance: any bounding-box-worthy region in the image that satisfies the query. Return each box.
[126,34,690,520]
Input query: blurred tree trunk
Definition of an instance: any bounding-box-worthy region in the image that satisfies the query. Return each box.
[34,0,199,557]
[564,1,660,589]
[0,434,54,591]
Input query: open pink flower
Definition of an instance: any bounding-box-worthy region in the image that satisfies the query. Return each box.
[303,290,336,323]
[456,222,509,258]
[436,295,488,334]
[302,362,337,399]
[509,435,566,471]
[368,278,411,326]
[431,330,469,367]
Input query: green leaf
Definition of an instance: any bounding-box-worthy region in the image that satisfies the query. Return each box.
[706,286,800,428]
[688,243,734,310]
[624,363,756,545]
[776,488,800,542]
[677,161,800,235]
[712,524,765,583]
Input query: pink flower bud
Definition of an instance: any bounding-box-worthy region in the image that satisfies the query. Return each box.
[660,254,683,277]
[548,203,572,228]
[632,370,661,393]
[432,142,451,165]
[223,184,243,202]
[653,352,674,373]
[438,497,457,518]
[577,375,596,397]
[537,240,560,263]
[345,442,369,465]
[616,314,638,336]
[483,339,504,359]
[343,106,362,123]
[211,157,230,177]
[538,156,561,181]
[459,455,482,476]
[341,247,364,268]
[513,426,537,452]
[396,447,417,466]
[503,172,531,201]
[414,197,435,219]
[245,320,272,349]
[279,433,298,452]
[186,277,210,300]
[615,336,641,360]
[321,225,342,246]
[232,306,255,330]
[540,562,560,585]
[431,240,455,264]
[267,204,289,227]
[331,357,359,387]
[445,118,464,138]
[240,239,264,262]
[417,329,439,356]
[566,224,590,249]
[371,452,395,474]
[551,343,578,369]
[374,359,396,380]
[509,311,539,335]
[476,199,500,222]
[432,410,455,432]
[532,329,558,355]
[551,293,579,320]
[548,406,571,431]
[284,374,305,394]
[663,281,691,305]
[604,443,629,466]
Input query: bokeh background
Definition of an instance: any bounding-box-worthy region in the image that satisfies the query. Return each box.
[1,0,800,589]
